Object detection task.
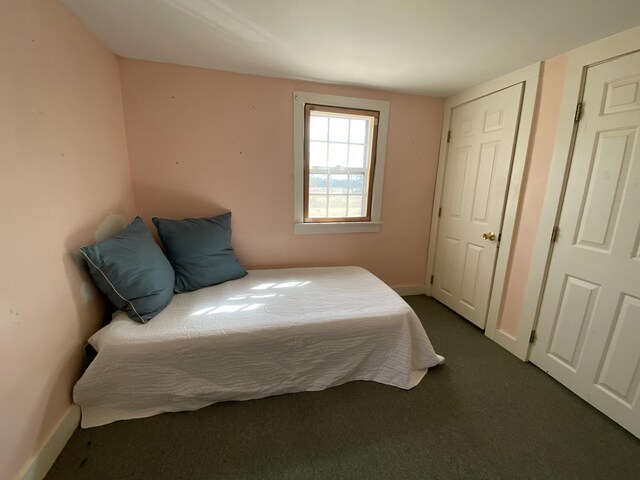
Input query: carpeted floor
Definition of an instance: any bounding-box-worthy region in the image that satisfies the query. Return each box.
[46,296,640,480]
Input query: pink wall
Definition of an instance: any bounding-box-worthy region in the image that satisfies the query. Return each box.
[119,59,444,287]
[0,1,135,478]
[497,54,569,338]
[0,2,574,475]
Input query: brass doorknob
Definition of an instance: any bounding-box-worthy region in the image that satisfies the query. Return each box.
[482,232,496,241]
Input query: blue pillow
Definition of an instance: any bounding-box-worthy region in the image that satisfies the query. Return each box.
[152,212,247,292]
[80,216,175,323]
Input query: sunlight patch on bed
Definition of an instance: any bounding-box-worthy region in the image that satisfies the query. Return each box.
[190,279,315,316]
[191,303,266,316]
[252,282,277,290]
[274,281,300,289]
[242,303,263,312]
[192,306,216,315]
[209,304,246,313]
[226,293,277,301]
[252,280,312,290]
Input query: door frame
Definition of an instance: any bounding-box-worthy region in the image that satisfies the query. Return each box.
[425,62,541,345]
[515,25,640,361]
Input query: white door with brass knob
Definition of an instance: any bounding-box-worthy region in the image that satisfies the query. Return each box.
[432,84,522,328]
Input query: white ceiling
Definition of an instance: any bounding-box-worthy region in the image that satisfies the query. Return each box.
[62,0,640,97]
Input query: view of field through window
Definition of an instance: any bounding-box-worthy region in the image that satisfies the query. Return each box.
[305,107,377,220]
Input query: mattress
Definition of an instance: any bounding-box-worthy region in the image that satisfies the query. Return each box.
[74,266,444,427]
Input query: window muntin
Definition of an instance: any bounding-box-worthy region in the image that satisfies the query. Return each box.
[304,104,379,222]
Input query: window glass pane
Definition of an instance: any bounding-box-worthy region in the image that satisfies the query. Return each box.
[309,174,328,194]
[308,195,328,218]
[329,174,348,194]
[328,195,347,217]
[349,174,365,194]
[349,119,367,144]
[309,115,328,141]
[328,143,348,167]
[348,195,364,217]
[329,117,349,142]
[348,144,365,168]
[309,141,327,167]
[303,104,379,223]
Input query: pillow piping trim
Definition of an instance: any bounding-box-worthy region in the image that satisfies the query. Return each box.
[80,250,146,324]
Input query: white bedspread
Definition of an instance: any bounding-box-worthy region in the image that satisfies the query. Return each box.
[74,267,444,427]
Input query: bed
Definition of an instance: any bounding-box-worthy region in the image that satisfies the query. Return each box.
[74,266,444,427]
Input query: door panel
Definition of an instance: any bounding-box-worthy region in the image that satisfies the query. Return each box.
[547,275,600,369]
[596,294,640,405]
[576,128,635,249]
[433,84,523,328]
[531,50,640,438]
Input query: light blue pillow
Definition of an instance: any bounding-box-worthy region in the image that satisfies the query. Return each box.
[152,212,247,292]
[80,216,175,323]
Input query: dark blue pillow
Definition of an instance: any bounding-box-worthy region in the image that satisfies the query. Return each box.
[152,212,247,292]
[80,216,175,323]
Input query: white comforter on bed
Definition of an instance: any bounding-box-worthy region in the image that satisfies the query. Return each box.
[74,267,444,427]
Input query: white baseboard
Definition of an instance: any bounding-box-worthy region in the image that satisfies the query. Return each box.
[18,405,80,480]
[393,285,427,296]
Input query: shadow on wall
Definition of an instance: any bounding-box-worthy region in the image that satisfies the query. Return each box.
[61,202,135,372]
[132,182,229,221]
[129,182,361,272]
[131,182,232,248]
[61,190,228,341]
[60,190,230,344]
[131,182,393,275]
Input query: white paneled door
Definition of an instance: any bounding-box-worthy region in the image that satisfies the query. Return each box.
[433,84,522,328]
[530,51,640,438]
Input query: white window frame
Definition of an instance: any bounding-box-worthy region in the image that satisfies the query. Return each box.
[293,91,389,234]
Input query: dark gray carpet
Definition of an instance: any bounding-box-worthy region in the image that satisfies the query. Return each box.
[46,296,640,480]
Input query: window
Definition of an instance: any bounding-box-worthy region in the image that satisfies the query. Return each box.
[294,92,389,234]
[305,105,379,222]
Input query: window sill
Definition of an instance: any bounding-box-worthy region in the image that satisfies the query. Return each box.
[294,221,381,235]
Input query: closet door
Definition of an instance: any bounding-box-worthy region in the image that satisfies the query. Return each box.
[432,84,522,328]
[530,50,640,438]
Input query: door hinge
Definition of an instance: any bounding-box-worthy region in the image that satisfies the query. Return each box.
[551,226,560,243]
[438,207,442,218]
[574,102,583,123]
[529,330,537,344]
[430,275,434,285]
[447,130,451,143]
